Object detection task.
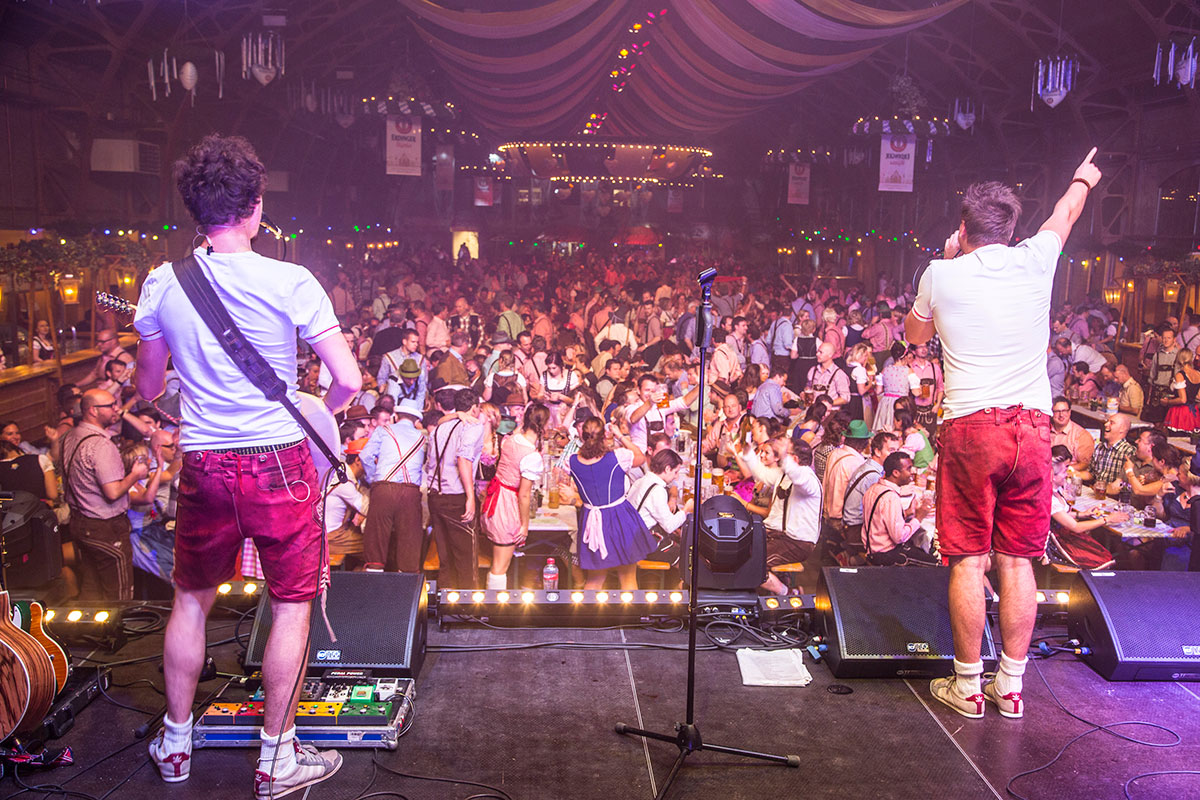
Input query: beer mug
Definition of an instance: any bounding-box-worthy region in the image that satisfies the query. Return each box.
[712,468,725,493]
[920,378,933,400]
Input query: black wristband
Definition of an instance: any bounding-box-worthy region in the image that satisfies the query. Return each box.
[1070,177,1093,193]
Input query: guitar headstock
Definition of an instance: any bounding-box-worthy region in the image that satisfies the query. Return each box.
[96,291,135,316]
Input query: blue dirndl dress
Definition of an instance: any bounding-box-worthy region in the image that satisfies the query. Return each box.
[569,449,656,570]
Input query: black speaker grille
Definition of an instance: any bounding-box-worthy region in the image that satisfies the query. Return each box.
[828,568,957,658]
[246,572,426,675]
[1083,572,1200,660]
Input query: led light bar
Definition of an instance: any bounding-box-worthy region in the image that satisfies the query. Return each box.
[437,588,689,627]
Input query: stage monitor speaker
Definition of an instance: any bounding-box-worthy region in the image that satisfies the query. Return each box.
[1,491,63,588]
[1068,570,1200,681]
[817,566,997,679]
[245,571,426,678]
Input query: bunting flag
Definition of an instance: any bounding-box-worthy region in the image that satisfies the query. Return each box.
[400,0,967,137]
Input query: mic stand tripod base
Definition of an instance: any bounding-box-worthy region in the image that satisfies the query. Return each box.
[615,721,800,800]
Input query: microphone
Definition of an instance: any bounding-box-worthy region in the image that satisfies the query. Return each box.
[259,212,284,239]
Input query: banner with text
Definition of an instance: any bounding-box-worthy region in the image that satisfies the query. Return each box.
[386,116,422,176]
[878,134,915,193]
[667,188,684,213]
[786,163,811,205]
[473,177,494,207]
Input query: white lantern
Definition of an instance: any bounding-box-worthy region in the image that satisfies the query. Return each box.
[250,64,277,86]
[179,62,198,91]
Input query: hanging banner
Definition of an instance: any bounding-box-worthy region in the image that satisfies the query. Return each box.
[786,163,811,205]
[667,188,683,213]
[878,134,915,193]
[386,116,421,176]
[473,177,494,207]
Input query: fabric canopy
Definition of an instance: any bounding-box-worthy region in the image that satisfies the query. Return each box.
[401,0,967,137]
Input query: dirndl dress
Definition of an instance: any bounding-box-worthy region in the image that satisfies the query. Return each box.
[569,449,656,570]
[482,431,541,546]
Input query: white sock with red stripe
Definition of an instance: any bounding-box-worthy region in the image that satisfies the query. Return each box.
[952,659,983,696]
[994,651,1027,697]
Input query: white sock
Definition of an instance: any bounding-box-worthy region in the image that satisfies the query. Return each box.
[160,712,193,752]
[952,659,983,696]
[485,571,507,590]
[258,726,297,773]
[994,651,1027,696]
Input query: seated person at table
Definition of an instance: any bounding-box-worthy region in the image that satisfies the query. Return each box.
[1049,445,1129,536]
[627,449,693,573]
[1163,348,1200,433]
[1141,443,1193,570]
[1076,413,1135,494]
[1114,364,1144,417]
[738,436,822,595]
[1050,396,1094,471]
[1122,428,1168,505]
[1069,361,1101,400]
[860,452,938,566]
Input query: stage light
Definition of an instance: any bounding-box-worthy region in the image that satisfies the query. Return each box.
[1037,591,1046,602]
[765,598,780,610]
[682,496,767,591]
[670,591,683,603]
[645,591,658,603]
[620,591,634,603]
[1056,591,1070,604]
[546,592,559,602]
[472,591,485,603]
[44,609,55,622]
[67,610,83,622]
[572,591,584,603]
[788,597,802,609]
[447,591,460,603]
[218,583,233,595]
[497,591,510,603]
[93,611,110,623]
[596,591,610,603]
[244,582,258,594]
[522,591,535,604]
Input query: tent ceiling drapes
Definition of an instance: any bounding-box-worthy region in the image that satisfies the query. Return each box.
[400,0,967,138]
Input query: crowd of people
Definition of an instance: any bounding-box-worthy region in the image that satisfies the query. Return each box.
[4,241,1197,603]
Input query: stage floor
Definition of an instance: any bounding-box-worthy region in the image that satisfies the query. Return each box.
[10,598,1200,800]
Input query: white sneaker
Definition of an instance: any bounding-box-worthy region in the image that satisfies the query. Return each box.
[148,728,192,783]
[983,673,1024,718]
[253,740,343,799]
[929,675,986,719]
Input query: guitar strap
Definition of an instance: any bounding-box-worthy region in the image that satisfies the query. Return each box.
[172,254,348,484]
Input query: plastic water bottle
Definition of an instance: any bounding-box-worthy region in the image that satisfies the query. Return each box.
[542,558,559,591]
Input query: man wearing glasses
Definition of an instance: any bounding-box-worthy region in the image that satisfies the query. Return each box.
[1049,396,1094,472]
[82,329,134,387]
[59,389,148,601]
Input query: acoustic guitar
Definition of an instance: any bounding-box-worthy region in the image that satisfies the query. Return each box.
[0,591,55,741]
[11,600,70,694]
[96,292,343,482]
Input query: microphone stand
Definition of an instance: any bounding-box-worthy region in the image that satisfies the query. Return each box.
[615,268,799,799]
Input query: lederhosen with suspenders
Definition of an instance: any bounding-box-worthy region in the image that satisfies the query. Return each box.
[428,418,478,586]
[64,432,135,599]
[862,488,938,566]
[635,479,681,567]
[836,467,877,560]
[766,465,821,569]
[821,450,859,551]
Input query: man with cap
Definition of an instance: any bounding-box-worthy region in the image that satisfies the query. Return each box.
[358,397,427,572]
[821,418,871,549]
[378,329,427,404]
[482,330,513,377]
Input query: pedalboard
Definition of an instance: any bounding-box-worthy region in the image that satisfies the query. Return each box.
[193,671,415,750]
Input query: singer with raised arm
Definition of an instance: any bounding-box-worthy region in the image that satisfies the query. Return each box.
[905,148,1102,721]
[134,134,361,798]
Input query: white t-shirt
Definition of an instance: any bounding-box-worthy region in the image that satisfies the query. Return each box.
[324,479,368,532]
[134,249,341,450]
[912,230,1062,420]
